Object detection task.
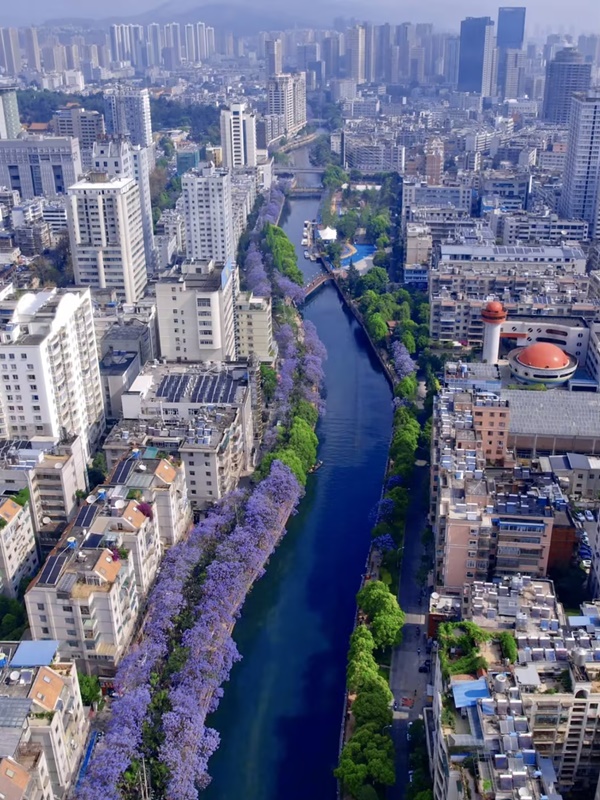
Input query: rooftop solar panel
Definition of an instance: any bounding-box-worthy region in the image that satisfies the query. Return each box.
[75,505,97,528]
[82,532,104,549]
[113,458,135,484]
[38,555,67,586]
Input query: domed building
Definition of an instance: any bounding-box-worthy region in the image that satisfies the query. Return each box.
[507,342,578,386]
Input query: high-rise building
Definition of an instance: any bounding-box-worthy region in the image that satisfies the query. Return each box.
[0,28,20,76]
[104,86,153,149]
[560,90,600,237]
[67,171,148,303]
[220,103,257,169]
[163,22,182,68]
[443,35,461,85]
[347,25,366,84]
[0,287,105,457]
[92,138,155,273]
[267,73,306,136]
[196,22,207,60]
[0,136,82,198]
[182,163,235,264]
[0,87,20,139]
[542,48,591,124]
[457,16,495,95]
[184,23,197,62]
[266,37,283,76]
[24,27,41,71]
[52,106,105,170]
[502,49,526,99]
[496,7,526,50]
[156,259,238,363]
[496,7,526,97]
[148,22,162,66]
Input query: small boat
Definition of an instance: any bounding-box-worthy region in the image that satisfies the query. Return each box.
[309,460,323,473]
[304,250,310,259]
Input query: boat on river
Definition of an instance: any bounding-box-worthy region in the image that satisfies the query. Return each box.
[309,460,323,473]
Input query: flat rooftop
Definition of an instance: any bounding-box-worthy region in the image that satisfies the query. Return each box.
[503,389,600,438]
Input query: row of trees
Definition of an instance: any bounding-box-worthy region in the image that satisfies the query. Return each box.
[335,580,406,797]
[263,223,305,286]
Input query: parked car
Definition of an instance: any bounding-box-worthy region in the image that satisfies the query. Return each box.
[576,512,585,522]
[408,771,414,783]
[579,548,592,558]
[407,721,413,740]
[585,510,595,521]
[419,663,429,673]
[582,559,592,569]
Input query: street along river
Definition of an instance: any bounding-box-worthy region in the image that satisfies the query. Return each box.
[203,177,393,799]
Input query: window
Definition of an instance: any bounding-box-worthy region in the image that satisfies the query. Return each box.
[66,629,77,636]
[41,627,49,634]
[37,603,45,610]
[39,615,47,622]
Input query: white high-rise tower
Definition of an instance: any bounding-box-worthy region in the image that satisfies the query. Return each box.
[182,163,235,264]
[220,103,257,168]
[560,90,600,237]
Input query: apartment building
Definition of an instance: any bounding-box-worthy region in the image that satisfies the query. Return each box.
[267,73,307,136]
[0,288,105,459]
[104,454,191,547]
[67,171,148,304]
[99,350,141,418]
[117,363,255,508]
[103,86,153,149]
[0,137,82,199]
[182,164,235,264]
[235,292,275,364]
[0,495,38,598]
[430,240,589,345]
[220,103,257,168]
[25,520,139,674]
[51,106,105,170]
[156,259,238,363]
[92,138,156,275]
[0,436,87,540]
[405,223,432,267]
[0,640,88,799]
[431,388,572,591]
[401,179,473,223]
[488,209,590,246]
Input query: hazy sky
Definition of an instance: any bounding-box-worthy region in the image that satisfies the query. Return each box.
[2,0,599,35]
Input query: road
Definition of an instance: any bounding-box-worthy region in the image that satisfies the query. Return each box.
[388,467,430,800]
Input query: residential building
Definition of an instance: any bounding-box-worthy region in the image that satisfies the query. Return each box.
[235,292,275,364]
[405,223,432,267]
[102,453,190,547]
[92,138,155,276]
[220,103,257,169]
[560,90,600,238]
[347,26,366,84]
[0,435,87,556]
[0,641,88,798]
[51,106,105,170]
[0,29,20,76]
[267,73,306,136]
[488,209,589,245]
[24,27,41,71]
[457,17,495,96]
[118,363,255,508]
[156,259,237,363]
[181,164,235,264]
[542,48,591,124]
[0,87,20,139]
[176,144,201,175]
[67,171,148,303]
[265,37,282,76]
[0,495,38,598]
[103,86,153,149]
[496,6,526,97]
[99,350,141,419]
[0,137,82,199]
[25,518,139,673]
[0,288,105,459]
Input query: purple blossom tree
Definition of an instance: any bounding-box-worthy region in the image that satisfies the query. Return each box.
[390,340,417,379]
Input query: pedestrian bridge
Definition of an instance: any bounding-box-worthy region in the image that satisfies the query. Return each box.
[304,272,334,298]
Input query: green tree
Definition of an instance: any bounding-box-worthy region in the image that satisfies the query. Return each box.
[78,672,102,706]
[288,417,318,473]
[366,212,390,243]
[401,330,417,354]
[293,399,319,427]
[323,164,349,190]
[352,679,393,728]
[325,240,342,268]
[260,365,277,403]
[359,267,388,294]
[356,787,380,800]
[336,211,359,241]
[335,724,395,797]
[365,312,388,344]
[357,580,405,648]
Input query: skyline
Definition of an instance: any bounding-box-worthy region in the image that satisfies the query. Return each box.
[0,0,598,36]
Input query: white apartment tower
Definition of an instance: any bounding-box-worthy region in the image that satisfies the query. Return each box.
[182,163,235,264]
[0,288,105,458]
[24,27,42,71]
[267,73,307,136]
[347,26,366,84]
[52,106,105,170]
[220,103,257,169]
[67,171,148,303]
[156,260,238,363]
[104,86,153,149]
[0,87,20,139]
[93,138,155,271]
[560,90,600,237]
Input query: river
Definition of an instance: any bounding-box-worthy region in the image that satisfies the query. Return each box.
[203,153,393,800]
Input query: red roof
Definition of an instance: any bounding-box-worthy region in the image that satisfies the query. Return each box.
[516,342,570,369]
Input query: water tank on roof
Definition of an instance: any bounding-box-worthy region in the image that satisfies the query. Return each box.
[574,648,588,667]
[494,673,508,692]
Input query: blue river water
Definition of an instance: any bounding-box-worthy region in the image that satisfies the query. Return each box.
[202,194,393,799]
